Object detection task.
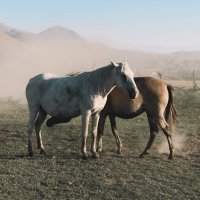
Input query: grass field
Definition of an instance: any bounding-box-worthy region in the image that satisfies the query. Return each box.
[0,88,200,200]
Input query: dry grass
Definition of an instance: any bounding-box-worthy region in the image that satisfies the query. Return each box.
[166,80,200,89]
[0,88,200,199]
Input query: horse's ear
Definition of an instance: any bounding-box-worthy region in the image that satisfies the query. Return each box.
[110,61,119,67]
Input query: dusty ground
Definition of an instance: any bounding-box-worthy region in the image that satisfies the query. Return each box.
[0,88,199,199]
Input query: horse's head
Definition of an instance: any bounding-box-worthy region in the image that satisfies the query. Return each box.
[111,61,139,99]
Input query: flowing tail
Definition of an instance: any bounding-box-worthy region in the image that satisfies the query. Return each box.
[165,85,177,126]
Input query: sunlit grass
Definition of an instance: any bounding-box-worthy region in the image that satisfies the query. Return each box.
[0,89,200,199]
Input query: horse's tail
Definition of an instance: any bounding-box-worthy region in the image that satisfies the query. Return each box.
[165,85,177,127]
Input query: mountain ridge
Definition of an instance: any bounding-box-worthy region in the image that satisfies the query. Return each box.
[1,22,200,56]
[38,25,84,41]
[0,22,200,100]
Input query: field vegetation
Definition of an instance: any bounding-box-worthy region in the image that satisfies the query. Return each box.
[0,85,200,199]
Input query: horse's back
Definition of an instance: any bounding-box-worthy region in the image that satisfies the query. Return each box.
[106,76,169,117]
[27,73,65,87]
[135,77,168,95]
[26,73,66,103]
[26,73,83,118]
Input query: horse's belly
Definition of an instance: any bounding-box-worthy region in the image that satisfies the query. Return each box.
[41,98,80,118]
[55,105,80,118]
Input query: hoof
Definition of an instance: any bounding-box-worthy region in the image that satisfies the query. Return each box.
[40,149,46,155]
[28,152,33,157]
[82,154,88,160]
[168,155,173,160]
[117,150,122,155]
[92,153,99,159]
[46,120,53,127]
[96,146,102,153]
[139,154,144,158]
[139,151,150,158]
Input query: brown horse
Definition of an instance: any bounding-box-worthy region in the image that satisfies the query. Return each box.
[97,77,177,159]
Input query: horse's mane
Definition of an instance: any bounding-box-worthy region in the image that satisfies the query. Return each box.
[66,65,114,82]
[87,64,115,95]
[65,64,114,95]
[88,64,113,81]
[66,71,83,76]
[66,64,113,78]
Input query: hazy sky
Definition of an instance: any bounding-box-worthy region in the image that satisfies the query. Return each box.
[1,0,200,52]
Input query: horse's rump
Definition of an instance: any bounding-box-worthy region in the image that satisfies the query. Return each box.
[165,85,177,125]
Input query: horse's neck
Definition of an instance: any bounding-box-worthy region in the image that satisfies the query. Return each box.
[101,76,116,97]
[92,66,116,97]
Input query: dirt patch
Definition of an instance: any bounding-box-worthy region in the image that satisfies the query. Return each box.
[0,131,21,141]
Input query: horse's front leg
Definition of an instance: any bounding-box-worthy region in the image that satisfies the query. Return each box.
[97,111,107,153]
[91,112,100,158]
[81,111,91,159]
[139,113,158,158]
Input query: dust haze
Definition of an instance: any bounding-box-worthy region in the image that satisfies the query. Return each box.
[0,28,110,101]
[1,23,200,102]
[157,132,186,154]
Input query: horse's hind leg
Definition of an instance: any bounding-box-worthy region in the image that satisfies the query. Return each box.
[139,113,159,158]
[46,117,71,127]
[35,107,47,155]
[109,115,122,154]
[157,117,174,159]
[162,127,174,159]
[27,106,39,156]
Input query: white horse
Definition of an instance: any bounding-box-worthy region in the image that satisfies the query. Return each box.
[26,61,139,159]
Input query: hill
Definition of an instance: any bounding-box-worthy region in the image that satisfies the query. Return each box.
[38,25,84,41]
[0,22,35,40]
[0,22,199,100]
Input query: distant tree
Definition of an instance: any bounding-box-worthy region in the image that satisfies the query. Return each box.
[157,71,164,79]
[192,70,200,92]
[92,62,96,70]
[136,68,140,77]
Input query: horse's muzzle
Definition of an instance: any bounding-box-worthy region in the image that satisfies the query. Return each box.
[128,89,139,99]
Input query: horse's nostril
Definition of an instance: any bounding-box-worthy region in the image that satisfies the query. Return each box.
[128,90,136,99]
